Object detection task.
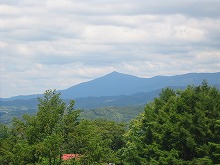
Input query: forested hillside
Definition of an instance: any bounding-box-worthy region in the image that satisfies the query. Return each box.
[0,82,220,164]
[80,106,144,123]
[0,105,144,124]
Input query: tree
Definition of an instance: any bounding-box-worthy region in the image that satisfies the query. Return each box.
[0,89,127,164]
[67,119,126,164]
[121,83,220,164]
[0,90,80,165]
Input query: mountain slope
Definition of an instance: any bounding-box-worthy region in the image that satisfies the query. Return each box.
[0,89,161,109]
[1,71,220,101]
[60,71,145,98]
[60,71,220,99]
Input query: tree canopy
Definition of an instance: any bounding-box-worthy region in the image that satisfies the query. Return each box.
[0,90,81,164]
[121,81,220,164]
[0,90,126,165]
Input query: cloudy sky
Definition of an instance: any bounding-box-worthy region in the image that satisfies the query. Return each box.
[1,0,220,98]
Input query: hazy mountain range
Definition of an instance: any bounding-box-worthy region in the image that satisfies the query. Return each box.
[1,71,220,109]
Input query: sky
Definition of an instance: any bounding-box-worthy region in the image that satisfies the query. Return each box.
[0,0,220,98]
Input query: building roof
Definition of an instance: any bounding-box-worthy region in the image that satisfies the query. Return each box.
[62,154,81,160]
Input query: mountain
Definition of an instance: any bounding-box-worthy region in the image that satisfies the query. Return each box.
[0,89,161,109]
[1,71,220,101]
[0,94,42,102]
[60,71,145,98]
[60,71,220,99]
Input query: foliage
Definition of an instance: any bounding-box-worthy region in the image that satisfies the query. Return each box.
[0,90,126,165]
[0,105,144,125]
[0,90,80,165]
[67,119,126,164]
[80,105,144,123]
[121,81,220,164]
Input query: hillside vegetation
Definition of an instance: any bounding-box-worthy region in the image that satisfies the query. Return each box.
[80,106,144,123]
[0,105,144,124]
[0,82,220,164]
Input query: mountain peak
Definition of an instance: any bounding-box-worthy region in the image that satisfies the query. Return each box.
[105,71,138,78]
[107,71,123,75]
[99,71,141,81]
[111,71,118,74]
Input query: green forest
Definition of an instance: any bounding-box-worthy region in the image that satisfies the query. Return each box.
[0,81,220,164]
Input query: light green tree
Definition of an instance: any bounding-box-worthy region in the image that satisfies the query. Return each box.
[0,90,80,165]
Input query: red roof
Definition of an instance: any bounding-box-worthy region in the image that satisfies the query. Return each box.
[62,154,81,160]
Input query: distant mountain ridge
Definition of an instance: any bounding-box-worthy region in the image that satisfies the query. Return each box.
[0,89,163,109]
[1,71,220,101]
[60,71,220,99]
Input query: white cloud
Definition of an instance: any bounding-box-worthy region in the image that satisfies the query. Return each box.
[0,0,220,97]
